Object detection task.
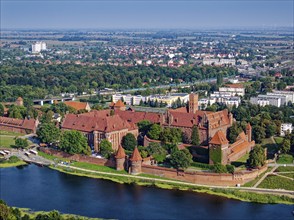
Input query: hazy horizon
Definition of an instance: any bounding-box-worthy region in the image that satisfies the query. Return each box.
[1,0,293,30]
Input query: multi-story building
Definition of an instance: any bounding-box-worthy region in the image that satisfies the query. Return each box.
[32,41,47,53]
[219,84,245,96]
[250,95,286,107]
[268,90,294,103]
[203,58,236,66]
[280,123,293,136]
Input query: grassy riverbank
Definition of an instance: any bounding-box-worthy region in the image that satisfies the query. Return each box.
[51,164,294,205]
[0,200,100,220]
[0,156,27,168]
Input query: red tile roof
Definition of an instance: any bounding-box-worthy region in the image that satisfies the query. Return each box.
[130,147,142,161]
[64,101,89,111]
[61,113,137,133]
[0,116,37,131]
[224,84,244,88]
[246,123,251,130]
[209,130,229,145]
[114,100,125,107]
[206,109,230,129]
[115,145,126,159]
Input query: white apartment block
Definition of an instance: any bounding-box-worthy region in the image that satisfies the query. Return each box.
[219,86,245,96]
[250,95,286,107]
[280,123,293,136]
[203,58,236,66]
[32,41,47,53]
[270,90,294,103]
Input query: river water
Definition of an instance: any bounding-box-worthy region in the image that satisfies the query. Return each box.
[0,165,293,219]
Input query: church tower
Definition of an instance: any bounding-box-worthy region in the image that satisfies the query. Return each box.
[130,147,142,175]
[188,93,198,113]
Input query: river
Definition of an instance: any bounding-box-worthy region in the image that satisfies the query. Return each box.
[0,165,293,219]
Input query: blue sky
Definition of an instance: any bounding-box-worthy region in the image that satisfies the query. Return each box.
[1,0,293,29]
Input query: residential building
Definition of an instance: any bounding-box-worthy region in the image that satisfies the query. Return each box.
[250,95,286,107]
[219,84,245,96]
[32,41,47,53]
[280,123,293,136]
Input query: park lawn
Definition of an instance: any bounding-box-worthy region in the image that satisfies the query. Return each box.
[274,137,284,145]
[275,166,294,172]
[0,130,24,136]
[258,175,294,191]
[277,154,293,164]
[0,160,27,168]
[261,138,278,154]
[242,167,272,187]
[71,161,127,174]
[237,153,249,163]
[0,136,15,148]
[278,173,294,179]
[37,151,59,161]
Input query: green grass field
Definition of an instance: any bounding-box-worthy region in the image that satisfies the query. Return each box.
[0,136,16,147]
[258,175,294,191]
[277,154,293,164]
[0,130,24,136]
[275,166,294,172]
[242,167,272,187]
[274,137,284,145]
[278,173,294,179]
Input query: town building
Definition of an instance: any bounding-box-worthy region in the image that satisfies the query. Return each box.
[32,41,47,53]
[0,116,39,134]
[219,84,245,96]
[280,123,293,136]
[64,101,91,112]
[250,95,286,107]
[203,58,236,66]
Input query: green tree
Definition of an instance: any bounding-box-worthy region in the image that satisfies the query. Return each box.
[227,123,242,143]
[147,124,162,140]
[59,130,90,155]
[160,128,182,144]
[137,120,152,135]
[280,138,291,154]
[265,124,276,138]
[170,149,192,169]
[213,163,228,173]
[138,146,148,158]
[121,133,137,151]
[37,123,60,144]
[191,125,200,146]
[248,145,266,168]
[0,200,13,220]
[15,138,29,148]
[146,142,167,163]
[252,125,266,144]
[100,139,113,158]
[0,103,4,116]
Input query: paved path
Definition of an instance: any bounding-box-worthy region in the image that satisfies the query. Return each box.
[253,166,278,188]
[56,163,294,198]
[273,173,294,181]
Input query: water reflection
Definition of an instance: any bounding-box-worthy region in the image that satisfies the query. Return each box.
[0,165,292,220]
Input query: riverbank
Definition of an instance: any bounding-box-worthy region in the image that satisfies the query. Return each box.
[0,200,100,220]
[51,164,294,205]
[0,156,27,168]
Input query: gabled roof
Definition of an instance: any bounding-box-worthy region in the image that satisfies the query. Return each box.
[0,116,37,131]
[114,100,125,107]
[236,131,247,141]
[115,145,126,159]
[209,130,229,145]
[130,147,142,161]
[61,114,137,133]
[64,101,89,111]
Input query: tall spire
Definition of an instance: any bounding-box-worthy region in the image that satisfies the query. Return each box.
[115,145,126,159]
[130,147,142,161]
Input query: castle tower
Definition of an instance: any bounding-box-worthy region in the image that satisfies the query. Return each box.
[209,130,229,165]
[115,145,126,171]
[246,123,252,142]
[15,97,23,106]
[188,93,198,113]
[130,147,142,175]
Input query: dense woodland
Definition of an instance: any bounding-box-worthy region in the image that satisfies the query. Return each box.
[0,62,236,101]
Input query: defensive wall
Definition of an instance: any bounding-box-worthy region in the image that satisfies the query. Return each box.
[39,147,267,186]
